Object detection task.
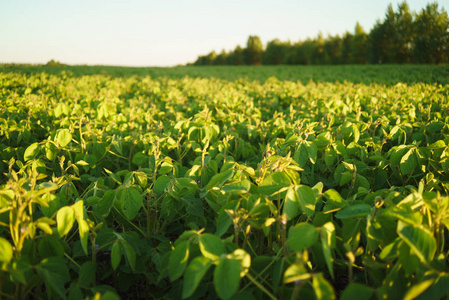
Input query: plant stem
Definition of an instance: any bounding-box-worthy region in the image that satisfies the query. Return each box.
[234,222,239,247]
[92,235,97,285]
[64,253,81,269]
[246,273,277,300]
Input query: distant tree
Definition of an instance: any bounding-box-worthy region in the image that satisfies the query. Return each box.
[299,39,316,65]
[190,2,448,66]
[243,36,263,65]
[393,1,415,63]
[226,45,244,65]
[234,45,245,65]
[367,20,386,64]
[225,52,234,65]
[340,32,353,64]
[263,39,289,64]
[283,43,302,65]
[413,2,449,63]
[45,59,66,66]
[205,51,217,65]
[311,32,327,64]
[367,3,409,64]
[213,49,227,65]
[193,55,206,65]
[324,34,342,64]
[350,22,368,64]
[382,4,397,63]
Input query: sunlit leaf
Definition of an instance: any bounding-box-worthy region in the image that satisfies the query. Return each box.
[56,206,75,237]
[199,233,224,261]
[0,237,13,263]
[397,221,436,263]
[169,241,189,281]
[288,223,318,252]
[214,258,241,300]
[57,129,72,147]
[182,256,212,299]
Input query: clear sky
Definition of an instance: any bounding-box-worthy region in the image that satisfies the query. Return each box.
[0,0,444,67]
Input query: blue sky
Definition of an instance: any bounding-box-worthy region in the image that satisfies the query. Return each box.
[0,0,443,66]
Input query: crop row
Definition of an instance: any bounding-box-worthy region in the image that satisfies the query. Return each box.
[0,72,449,299]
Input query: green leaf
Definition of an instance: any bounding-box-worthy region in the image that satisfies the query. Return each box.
[321,222,335,279]
[294,143,309,167]
[72,200,84,221]
[78,219,89,255]
[153,175,171,195]
[400,149,417,175]
[335,204,371,219]
[229,249,251,277]
[100,291,120,300]
[24,142,40,161]
[0,237,13,263]
[95,190,115,218]
[56,206,75,237]
[159,161,173,174]
[40,194,61,217]
[203,162,218,185]
[288,223,319,252]
[45,141,57,161]
[384,205,421,225]
[313,273,335,300]
[70,201,89,254]
[115,187,143,220]
[199,233,225,261]
[134,171,148,188]
[57,129,72,147]
[324,147,336,167]
[340,283,373,300]
[216,202,238,237]
[390,145,409,166]
[132,152,147,166]
[174,177,198,196]
[339,172,352,186]
[214,258,241,300]
[307,141,318,164]
[205,169,234,190]
[222,180,251,193]
[427,121,444,132]
[36,257,70,299]
[169,240,190,281]
[297,185,316,217]
[184,197,204,217]
[69,282,83,300]
[111,242,122,270]
[399,241,419,274]
[314,132,332,149]
[397,221,436,263]
[38,236,64,259]
[123,243,136,272]
[283,263,311,284]
[323,189,345,207]
[258,172,291,196]
[404,279,434,300]
[78,262,95,288]
[379,238,401,261]
[182,256,212,299]
[283,187,300,220]
[416,275,449,300]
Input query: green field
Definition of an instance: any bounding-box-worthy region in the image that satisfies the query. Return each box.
[1,65,449,299]
[2,64,449,85]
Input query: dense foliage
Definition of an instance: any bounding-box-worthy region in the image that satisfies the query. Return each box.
[192,1,449,66]
[1,67,449,299]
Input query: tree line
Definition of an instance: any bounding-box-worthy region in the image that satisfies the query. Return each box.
[190,2,449,66]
